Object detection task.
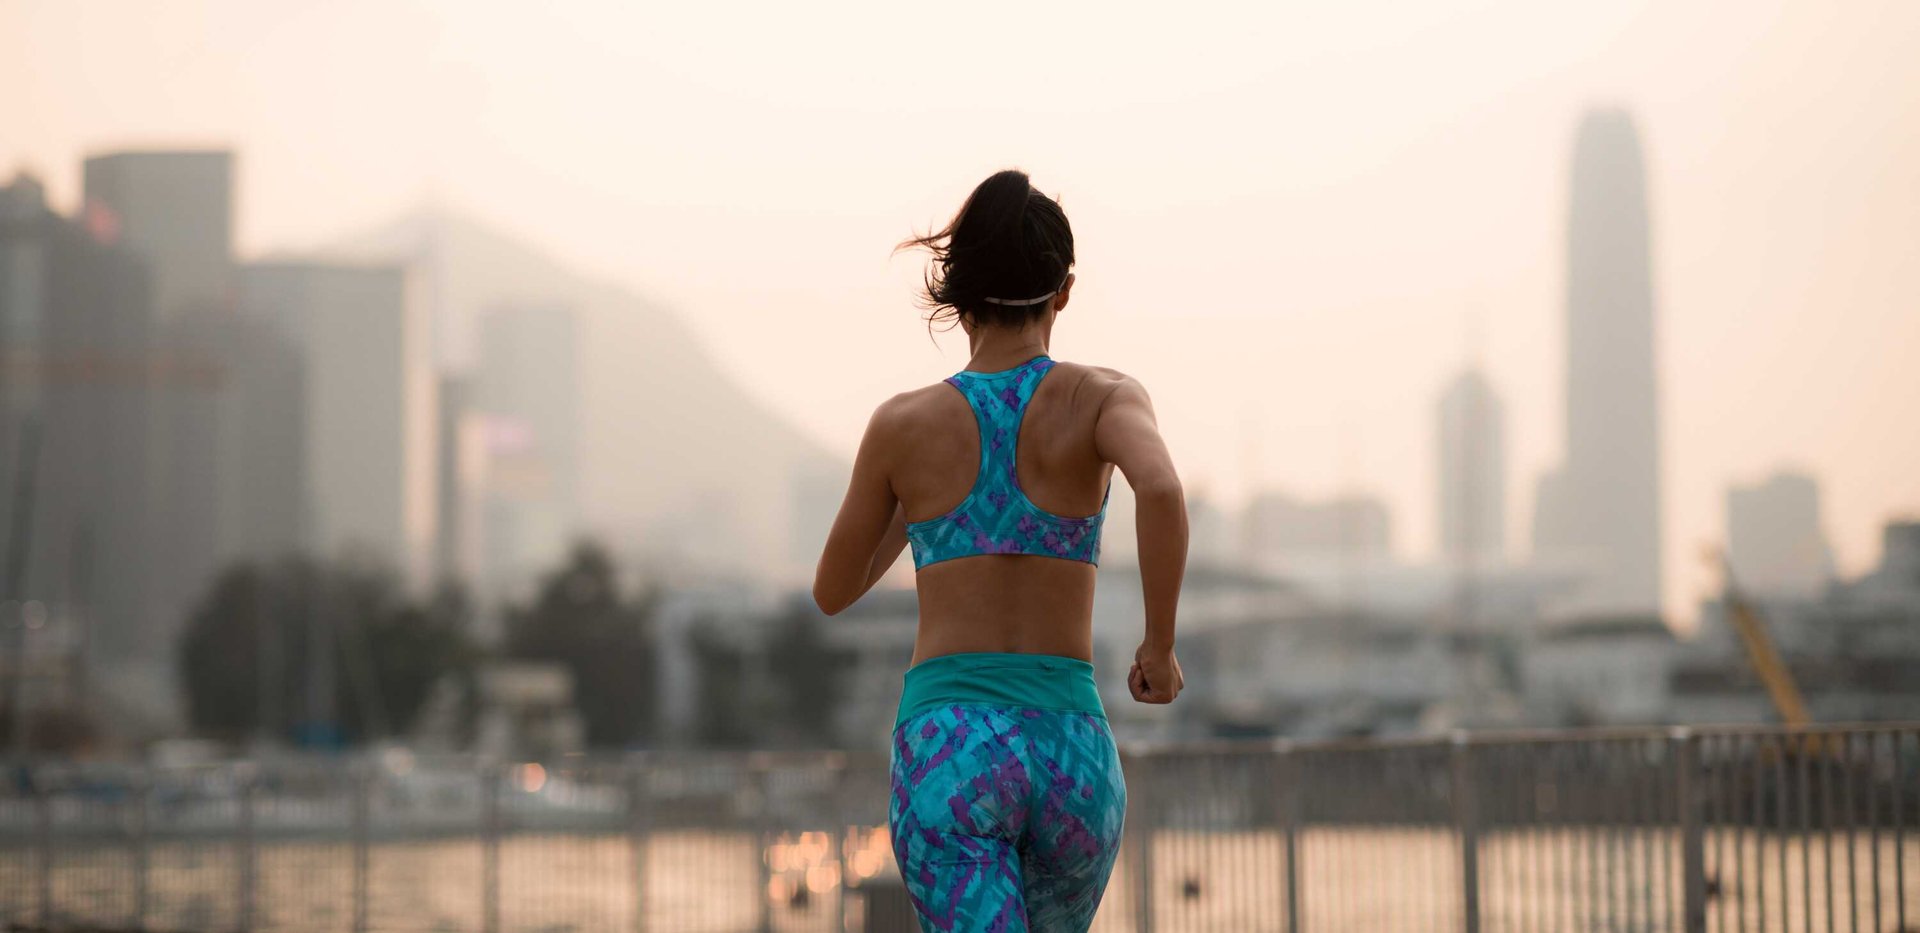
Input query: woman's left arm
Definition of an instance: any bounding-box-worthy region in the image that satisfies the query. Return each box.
[813,404,909,614]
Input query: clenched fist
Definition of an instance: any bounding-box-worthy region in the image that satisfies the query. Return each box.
[1127,642,1183,704]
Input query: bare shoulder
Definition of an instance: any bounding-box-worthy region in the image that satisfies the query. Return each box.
[865,381,962,440]
[876,382,956,420]
[1052,361,1148,409]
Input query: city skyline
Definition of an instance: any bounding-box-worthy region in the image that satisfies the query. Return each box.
[5,1,1918,626]
[7,143,1901,626]
[5,142,1901,619]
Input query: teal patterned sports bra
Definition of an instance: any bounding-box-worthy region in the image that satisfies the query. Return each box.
[905,355,1110,570]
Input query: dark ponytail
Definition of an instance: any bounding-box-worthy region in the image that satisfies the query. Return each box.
[897,169,1075,331]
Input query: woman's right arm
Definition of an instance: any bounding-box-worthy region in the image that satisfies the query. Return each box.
[1093,376,1187,704]
[813,401,906,615]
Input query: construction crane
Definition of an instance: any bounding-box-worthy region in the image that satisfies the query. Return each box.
[1702,545,1811,727]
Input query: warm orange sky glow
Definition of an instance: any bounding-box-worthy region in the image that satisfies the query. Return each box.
[5,0,1917,624]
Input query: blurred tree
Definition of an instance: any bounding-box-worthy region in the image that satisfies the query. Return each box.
[765,603,854,746]
[683,601,855,749]
[177,557,477,746]
[688,624,754,748]
[501,541,659,749]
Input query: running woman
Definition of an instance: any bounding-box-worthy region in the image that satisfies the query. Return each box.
[814,169,1188,933]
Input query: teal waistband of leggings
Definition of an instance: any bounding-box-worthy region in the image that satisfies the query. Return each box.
[895,651,1106,728]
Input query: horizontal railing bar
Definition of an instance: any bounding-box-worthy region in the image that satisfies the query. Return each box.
[4,721,1909,779]
[1127,720,1920,756]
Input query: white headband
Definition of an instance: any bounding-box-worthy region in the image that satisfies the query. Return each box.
[981,291,1057,307]
[981,271,1071,307]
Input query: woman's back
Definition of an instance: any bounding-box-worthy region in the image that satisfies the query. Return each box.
[879,355,1126,663]
[812,168,1184,933]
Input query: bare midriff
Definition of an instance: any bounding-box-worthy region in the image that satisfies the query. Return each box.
[910,555,1098,665]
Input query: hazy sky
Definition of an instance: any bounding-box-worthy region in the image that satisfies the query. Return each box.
[5,0,1917,623]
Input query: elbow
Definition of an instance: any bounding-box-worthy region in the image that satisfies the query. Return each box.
[812,580,850,617]
[812,551,867,616]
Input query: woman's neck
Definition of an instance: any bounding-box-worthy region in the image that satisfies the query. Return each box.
[965,322,1052,372]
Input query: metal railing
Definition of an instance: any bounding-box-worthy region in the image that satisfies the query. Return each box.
[1,723,1914,932]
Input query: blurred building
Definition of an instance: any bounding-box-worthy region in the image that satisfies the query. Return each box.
[1436,367,1506,568]
[330,211,841,583]
[1094,564,1320,738]
[1188,613,1472,739]
[1727,470,1833,599]
[241,262,437,588]
[1673,519,1920,724]
[1532,109,1664,617]
[1520,615,1675,726]
[475,305,579,603]
[0,174,156,715]
[81,151,239,671]
[1853,521,1920,601]
[209,317,308,561]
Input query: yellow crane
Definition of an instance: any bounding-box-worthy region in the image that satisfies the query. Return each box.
[1703,546,1811,727]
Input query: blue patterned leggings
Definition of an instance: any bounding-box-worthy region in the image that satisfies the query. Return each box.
[889,704,1128,932]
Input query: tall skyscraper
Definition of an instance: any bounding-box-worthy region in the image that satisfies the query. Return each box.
[241,262,437,588]
[1727,471,1832,599]
[1532,109,1664,616]
[1436,368,1506,568]
[82,151,237,663]
[0,173,156,662]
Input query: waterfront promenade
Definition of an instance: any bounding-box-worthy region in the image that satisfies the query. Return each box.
[3,723,1915,932]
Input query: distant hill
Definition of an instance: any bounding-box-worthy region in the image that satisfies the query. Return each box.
[318,209,842,583]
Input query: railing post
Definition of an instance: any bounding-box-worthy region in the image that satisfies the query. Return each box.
[1673,728,1706,933]
[33,763,51,927]
[352,760,372,933]
[826,752,847,933]
[1451,732,1481,933]
[752,754,774,933]
[237,761,257,932]
[1130,750,1155,933]
[764,760,782,933]
[628,754,651,933]
[482,761,502,933]
[131,766,150,930]
[1277,741,1301,933]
